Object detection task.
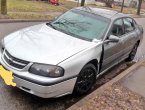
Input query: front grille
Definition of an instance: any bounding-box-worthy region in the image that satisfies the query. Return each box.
[3,50,29,69]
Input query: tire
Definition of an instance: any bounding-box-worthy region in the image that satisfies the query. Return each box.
[127,42,139,61]
[73,63,97,95]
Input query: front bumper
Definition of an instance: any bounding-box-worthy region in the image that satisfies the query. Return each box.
[14,75,77,98]
[0,52,77,98]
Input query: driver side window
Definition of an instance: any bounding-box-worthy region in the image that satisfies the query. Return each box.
[111,19,124,37]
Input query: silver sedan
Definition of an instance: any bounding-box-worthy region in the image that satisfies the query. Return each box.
[0,7,143,98]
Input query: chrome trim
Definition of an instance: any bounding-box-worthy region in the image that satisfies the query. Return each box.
[4,51,26,66]
[2,50,31,71]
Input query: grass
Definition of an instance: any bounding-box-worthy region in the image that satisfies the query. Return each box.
[8,0,62,12]
[0,0,77,20]
[0,0,77,12]
[0,0,140,20]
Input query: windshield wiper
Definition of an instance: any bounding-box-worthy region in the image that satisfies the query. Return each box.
[53,21,67,26]
[46,23,56,29]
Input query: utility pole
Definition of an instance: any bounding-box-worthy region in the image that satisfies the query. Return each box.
[1,0,7,15]
[137,0,143,15]
[81,0,85,6]
[121,0,125,12]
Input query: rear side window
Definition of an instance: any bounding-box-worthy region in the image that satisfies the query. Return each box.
[111,19,124,37]
[123,18,135,33]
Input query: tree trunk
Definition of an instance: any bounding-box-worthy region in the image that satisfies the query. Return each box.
[105,0,114,8]
[1,0,7,15]
[137,0,142,15]
[81,0,85,6]
[121,0,125,12]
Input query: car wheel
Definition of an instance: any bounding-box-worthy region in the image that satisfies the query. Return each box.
[127,42,139,61]
[73,63,97,95]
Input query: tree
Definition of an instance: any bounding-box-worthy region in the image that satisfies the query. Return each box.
[137,0,143,15]
[81,0,85,6]
[1,0,7,15]
[121,0,125,12]
[104,0,114,8]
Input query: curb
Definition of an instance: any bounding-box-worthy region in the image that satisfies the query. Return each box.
[67,59,145,110]
[0,19,50,23]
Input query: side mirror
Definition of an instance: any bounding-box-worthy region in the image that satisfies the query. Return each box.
[108,35,120,43]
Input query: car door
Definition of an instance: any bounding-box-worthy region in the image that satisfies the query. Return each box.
[121,17,138,59]
[101,18,124,72]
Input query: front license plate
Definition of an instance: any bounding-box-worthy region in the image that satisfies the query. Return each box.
[0,65,16,87]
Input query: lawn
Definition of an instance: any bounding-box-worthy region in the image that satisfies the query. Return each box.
[0,0,77,20]
[8,0,64,12]
[0,0,140,20]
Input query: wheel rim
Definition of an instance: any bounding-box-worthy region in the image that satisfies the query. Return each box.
[76,68,95,93]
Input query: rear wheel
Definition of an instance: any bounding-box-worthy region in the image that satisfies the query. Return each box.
[73,64,97,95]
[127,42,139,61]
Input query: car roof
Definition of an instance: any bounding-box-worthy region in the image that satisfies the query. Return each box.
[74,7,129,20]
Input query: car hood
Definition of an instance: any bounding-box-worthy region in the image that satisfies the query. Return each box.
[4,23,98,65]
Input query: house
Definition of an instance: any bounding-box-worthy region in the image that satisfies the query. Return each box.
[114,0,138,7]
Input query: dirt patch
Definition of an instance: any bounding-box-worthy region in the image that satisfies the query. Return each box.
[77,84,145,110]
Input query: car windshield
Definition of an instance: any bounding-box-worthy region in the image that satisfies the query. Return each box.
[49,9,110,41]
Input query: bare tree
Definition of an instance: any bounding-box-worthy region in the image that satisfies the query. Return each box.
[137,0,143,15]
[121,0,125,12]
[1,0,7,15]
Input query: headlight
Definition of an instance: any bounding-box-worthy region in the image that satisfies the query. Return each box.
[29,63,64,78]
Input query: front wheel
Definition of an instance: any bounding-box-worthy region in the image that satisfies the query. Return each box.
[73,64,97,95]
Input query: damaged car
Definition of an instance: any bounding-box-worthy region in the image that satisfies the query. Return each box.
[0,7,143,98]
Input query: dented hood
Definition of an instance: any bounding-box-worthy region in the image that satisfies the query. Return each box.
[4,23,95,65]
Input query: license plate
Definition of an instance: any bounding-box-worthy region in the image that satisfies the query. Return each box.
[0,65,16,87]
